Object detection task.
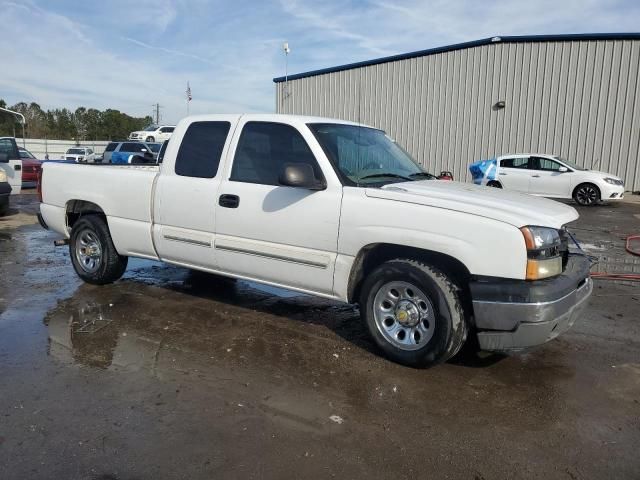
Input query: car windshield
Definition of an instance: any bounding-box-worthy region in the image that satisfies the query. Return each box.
[144,125,158,131]
[308,123,432,185]
[147,143,161,153]
[67,148,85,155]
[554,156,586,171]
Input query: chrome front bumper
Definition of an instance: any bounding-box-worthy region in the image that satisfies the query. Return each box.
[471,255,593,351]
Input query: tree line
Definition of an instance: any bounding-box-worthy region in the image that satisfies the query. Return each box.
[0,99,153,141]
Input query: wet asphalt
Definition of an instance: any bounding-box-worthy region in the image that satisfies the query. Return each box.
[0,193,639,480]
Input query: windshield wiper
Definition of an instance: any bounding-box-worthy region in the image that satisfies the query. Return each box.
[359,172,413,182]
[409,172,436,179]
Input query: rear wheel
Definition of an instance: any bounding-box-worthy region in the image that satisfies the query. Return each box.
[359,259,468,368]
[69,215,128,284]
[573,183,600,206]
[487,180,502,188]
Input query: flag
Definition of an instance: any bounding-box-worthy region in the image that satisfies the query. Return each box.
[186,82,192,102]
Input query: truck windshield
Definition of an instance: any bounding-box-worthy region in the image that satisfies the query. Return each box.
[144,126,158,131]
[308,123,432,186]
[67,148,85,155]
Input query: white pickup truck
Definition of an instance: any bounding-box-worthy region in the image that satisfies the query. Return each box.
[38,114,592,367]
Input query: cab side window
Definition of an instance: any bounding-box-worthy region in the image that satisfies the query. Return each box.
[175,121,231,178]
[501,157,529,169]
[0,139,18,159]
[230,122,323,186]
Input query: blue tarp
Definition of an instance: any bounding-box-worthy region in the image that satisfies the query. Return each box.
[469,158,497,185]
[111,151,134,164]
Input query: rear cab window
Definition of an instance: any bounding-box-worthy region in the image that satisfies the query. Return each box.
[175,121,231,178]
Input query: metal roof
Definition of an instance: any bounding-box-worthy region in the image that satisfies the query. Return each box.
[273,33,640,83]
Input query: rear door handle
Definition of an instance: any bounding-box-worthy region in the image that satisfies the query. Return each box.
[499,172,507,175]
[219,194,239,208]
[531,175,540,178]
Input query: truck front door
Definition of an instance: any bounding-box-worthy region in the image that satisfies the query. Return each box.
[214,120,341,295]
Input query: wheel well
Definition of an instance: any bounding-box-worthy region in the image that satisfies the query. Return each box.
[572,182,600,198]
[66,200,106,230]
[487,180,502,187]
[347,243,472,304]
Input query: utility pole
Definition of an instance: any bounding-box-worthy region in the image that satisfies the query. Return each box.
[152,103,162,125]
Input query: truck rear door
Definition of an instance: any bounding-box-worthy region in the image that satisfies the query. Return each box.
[0,138,22,194]
[152,117,237,269]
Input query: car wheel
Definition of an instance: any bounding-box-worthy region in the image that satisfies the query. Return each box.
[0,199,8,217]
[146,136,155,143]
[573,183,600,206]
[69,215,128,285]
[359,259,468,368]
[487,180,502,188]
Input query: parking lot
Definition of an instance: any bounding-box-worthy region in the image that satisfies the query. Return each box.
[0,192,639,479]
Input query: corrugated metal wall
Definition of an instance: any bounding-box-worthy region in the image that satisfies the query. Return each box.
[276,40,640,191]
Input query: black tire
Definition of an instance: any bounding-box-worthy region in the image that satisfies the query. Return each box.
[487,180,502,188]
[69,215,128,285]
[146,136,155,143]
[573,183,600,206]
[0,199,8,217]
[359,259,468,368]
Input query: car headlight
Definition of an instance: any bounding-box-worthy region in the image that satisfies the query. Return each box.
[520,226,562,280]
[604,177,623,185]
[0,170,6,182]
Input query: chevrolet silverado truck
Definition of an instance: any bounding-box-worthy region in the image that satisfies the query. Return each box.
[38,114,592,367]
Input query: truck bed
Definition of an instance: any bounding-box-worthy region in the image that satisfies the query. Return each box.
[40,162,160,259]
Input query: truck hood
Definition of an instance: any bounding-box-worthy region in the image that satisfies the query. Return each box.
[366,180,578,228]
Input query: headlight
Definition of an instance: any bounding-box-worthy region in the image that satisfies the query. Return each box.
[520,226,562,280]
[604,177,623,185]
[0,170,6,182]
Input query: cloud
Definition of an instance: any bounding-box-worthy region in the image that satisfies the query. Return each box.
[0,0,638,123]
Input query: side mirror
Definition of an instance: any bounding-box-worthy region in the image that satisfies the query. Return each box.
[279,163,325,190]
[558,166,568,173]
[0,152,8,163]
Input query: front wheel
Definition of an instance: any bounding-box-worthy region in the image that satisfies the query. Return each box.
[146,136,155,143]
[359,259,468,368]
[69,215,128,284]
[573,183,600,206]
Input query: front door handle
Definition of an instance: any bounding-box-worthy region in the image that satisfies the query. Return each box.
[219,194,239,208]
[499,172,507,175]
[14,164,21,171]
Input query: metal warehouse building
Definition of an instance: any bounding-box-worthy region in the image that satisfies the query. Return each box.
[274,34,640,191]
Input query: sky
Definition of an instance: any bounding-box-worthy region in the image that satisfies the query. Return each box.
[0,0,638,123]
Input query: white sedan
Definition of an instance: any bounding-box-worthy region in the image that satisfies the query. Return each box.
[64,147,97,163]
[469,154,625,206]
